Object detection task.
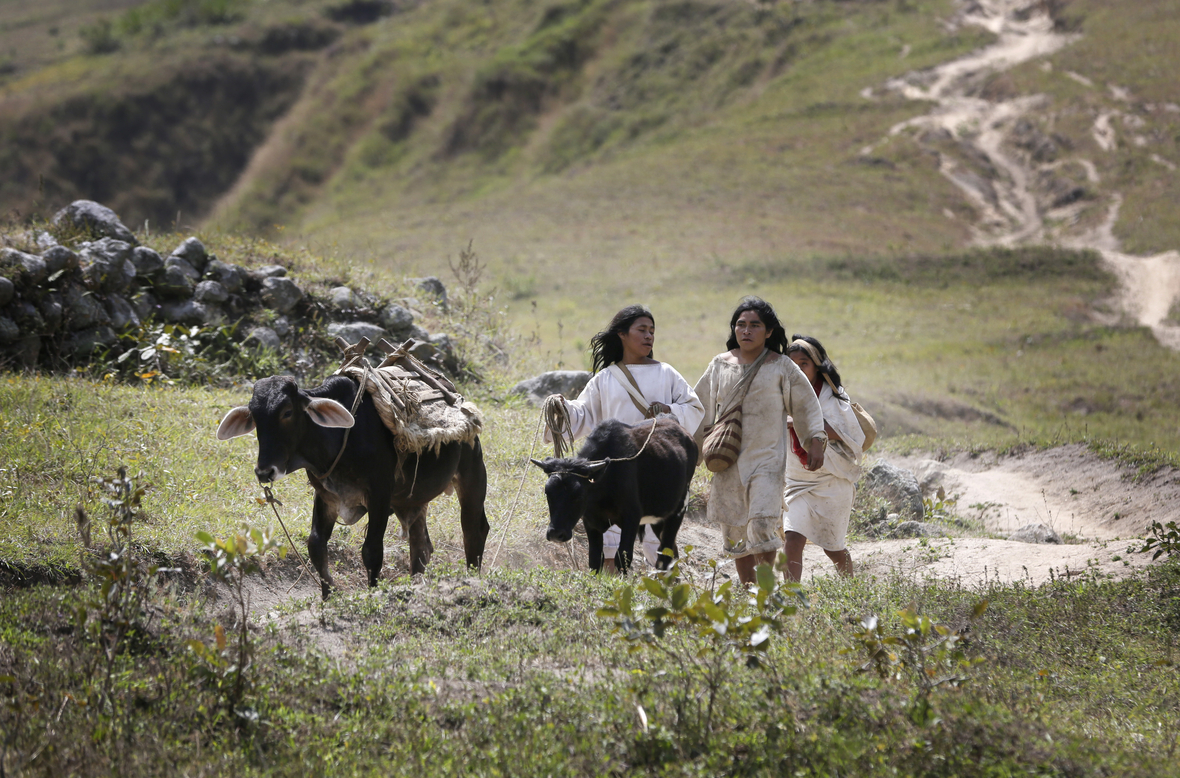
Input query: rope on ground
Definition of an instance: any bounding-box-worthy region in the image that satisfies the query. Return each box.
[487,411,545,570]
[261,485,327,592]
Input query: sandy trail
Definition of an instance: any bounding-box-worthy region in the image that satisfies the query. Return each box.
[672,444,1176,588]
[878,0,1180,349]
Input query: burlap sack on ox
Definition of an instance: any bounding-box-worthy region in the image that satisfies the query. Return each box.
[334,339,483,456]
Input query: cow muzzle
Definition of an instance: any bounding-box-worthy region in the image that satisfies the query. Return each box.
[546,526,572,543]
[255,464,284,483]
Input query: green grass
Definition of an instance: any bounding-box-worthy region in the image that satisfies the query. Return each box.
[1,232,1179,773]
[2,544,1179,774]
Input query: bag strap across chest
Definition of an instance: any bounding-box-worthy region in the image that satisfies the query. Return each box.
[715,348,770,417]
[608,363,654,419]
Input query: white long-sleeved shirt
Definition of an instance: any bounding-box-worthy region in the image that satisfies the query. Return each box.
[544,361,706,442]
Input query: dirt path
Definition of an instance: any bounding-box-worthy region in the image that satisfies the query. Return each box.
[873,0,1180,349]
[671,444,1175,587]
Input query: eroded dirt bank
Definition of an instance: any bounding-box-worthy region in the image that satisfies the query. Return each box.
[873,0,1180,348]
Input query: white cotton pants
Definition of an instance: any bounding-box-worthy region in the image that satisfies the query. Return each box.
[603,524,661,566]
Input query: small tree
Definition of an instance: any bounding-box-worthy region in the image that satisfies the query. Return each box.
[597,550,807,744]
[74,468,162,711]
[189,526,285,723]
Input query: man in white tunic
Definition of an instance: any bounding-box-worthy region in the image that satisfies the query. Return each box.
[693,297,826,586]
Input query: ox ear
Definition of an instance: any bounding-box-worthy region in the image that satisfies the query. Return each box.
[217,406,255,440]
[305,397,355,429]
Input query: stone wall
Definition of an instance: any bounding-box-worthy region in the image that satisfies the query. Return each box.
[0,200,460,377]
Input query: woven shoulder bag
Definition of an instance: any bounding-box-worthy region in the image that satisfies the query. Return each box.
[700,349,769,473]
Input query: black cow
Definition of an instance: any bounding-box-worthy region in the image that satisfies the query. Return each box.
[217,374,489,597]
[531,416,697,573]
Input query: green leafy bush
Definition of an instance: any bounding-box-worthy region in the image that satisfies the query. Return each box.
[1136,520,1180,561]
[102,321,283,386]
[844,601,987,726]
[597,550,807,745]
[190,525,285,722]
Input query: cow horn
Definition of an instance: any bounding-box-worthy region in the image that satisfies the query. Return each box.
[585,459,609,477]
[529,458,546,469]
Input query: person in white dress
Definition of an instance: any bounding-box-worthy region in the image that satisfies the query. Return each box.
[546,304,705,572]
[693,297,827,586]
[782,335,865,581]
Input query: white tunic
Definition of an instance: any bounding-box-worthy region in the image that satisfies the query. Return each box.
[545,362,705,442]
[544,360,704,565]
[783,383,865,551]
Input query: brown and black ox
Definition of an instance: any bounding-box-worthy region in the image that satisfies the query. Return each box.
[217,374,489,597]
[532,416,697,573]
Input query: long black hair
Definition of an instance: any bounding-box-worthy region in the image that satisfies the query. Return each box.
[589,304,654,373]
[725,296,789,354]
[785,334,844,390]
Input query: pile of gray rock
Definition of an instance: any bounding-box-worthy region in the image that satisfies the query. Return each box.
[0,200,460,375]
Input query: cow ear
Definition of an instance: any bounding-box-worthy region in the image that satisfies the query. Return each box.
[217,407,255,440]
[305,397,355,428]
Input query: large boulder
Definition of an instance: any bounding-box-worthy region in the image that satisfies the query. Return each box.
[39,293,63,333]
[42,245,80,276]
[413,276,447,309]
[160,299,223,326]
[170,237,209,273]
[1,249,47,288]
[129,246,164,277]
[863,462,925,520]
[61,283,110,331]
[260,277,303,314]
[66,325,118,356]
[327,321,385,346]
[0,317,19,345]
[193,280,229,304]
[52,201,137,244]
[164,256,200,282]
[12,301,44,334]
[105,295,140,331]
[82,254,136,294]
[204,259,244,294]
[510,370,592,406]
[1007,523,1062,544]
[0,276,13,306]
[244,326,281,351]
[890,521,947,539]
[80,238,133,265]
[380,303,414,333]
[329,286,359,309]
[130,291,159,322]
[155,263,197,299]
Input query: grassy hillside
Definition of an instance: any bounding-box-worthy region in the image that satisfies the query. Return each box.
[3,0,1180,451]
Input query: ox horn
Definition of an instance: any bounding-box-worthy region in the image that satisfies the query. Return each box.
[529,458,547,469]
